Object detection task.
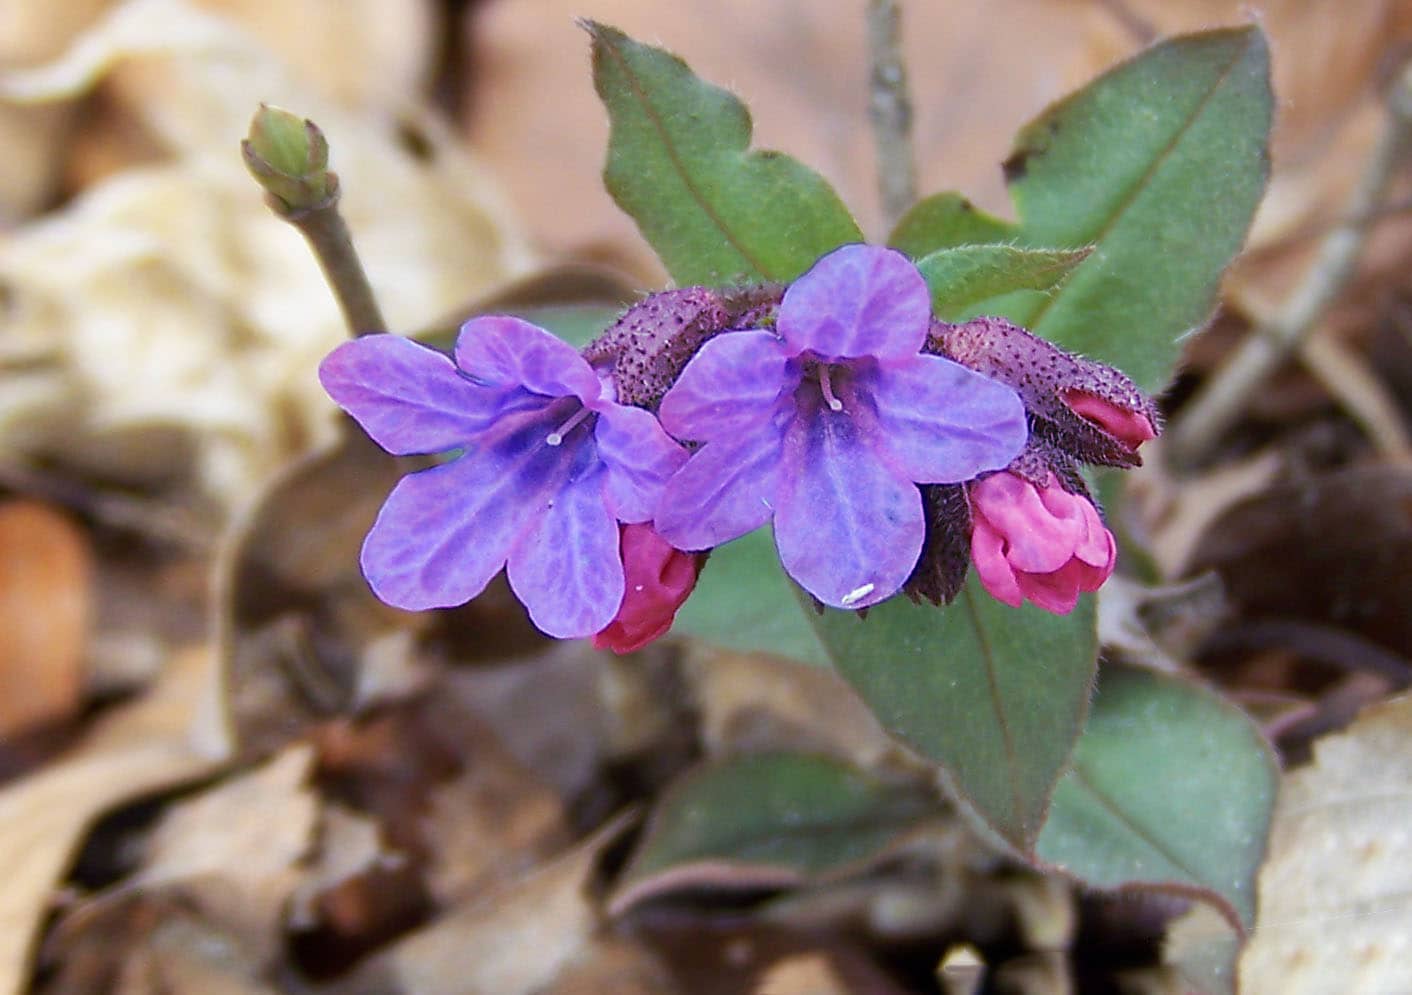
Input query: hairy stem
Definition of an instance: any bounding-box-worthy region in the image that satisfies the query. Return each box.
[279,185,388,337]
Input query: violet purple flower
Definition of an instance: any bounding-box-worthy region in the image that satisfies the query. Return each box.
[319,317,687,638]
[654,244,1028,610]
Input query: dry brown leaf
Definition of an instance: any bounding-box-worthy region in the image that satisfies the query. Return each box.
[0,500,92,737]
[685,648,900,771]
[0,647,229,995]
[536,937,683,995]
[0,0,108,218]
[1239,694,1412,994]
[754,953,851,995]
[194,0,436,111]
[0,0,530,507]
[129,744,318,953]
[330,814,630,995]
[466,0,1094,278]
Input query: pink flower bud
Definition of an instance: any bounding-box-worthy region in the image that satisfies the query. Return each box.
[1062,390,1156,450]
[593,524,702,653]
[968,471,1116,615]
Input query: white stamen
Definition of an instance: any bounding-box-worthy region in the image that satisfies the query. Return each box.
[546,406,592,446]
[818,364,844,412]
[840,583,875,607]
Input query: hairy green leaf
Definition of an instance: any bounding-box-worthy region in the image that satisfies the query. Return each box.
[611,752,940,913]
[589,23,863,286]
[916,244,1091,320]
[1036,664,1277,932]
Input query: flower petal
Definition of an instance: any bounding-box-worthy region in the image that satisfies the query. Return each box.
[360,412,578,610]
[506,465,624,638]
[320,334,519,455]
[970,516,1024,608]
[777,244,930,360]
[773,407,923,608]
[593,403,689,522]
[861,354,1028,482]
[655,418,787,551]
[970,472,1083,574]
[658,330,794,442]
[455,315,601,400]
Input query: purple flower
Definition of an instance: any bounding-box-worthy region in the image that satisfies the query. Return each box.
[319,318,687,637]
[654,244,1028,609]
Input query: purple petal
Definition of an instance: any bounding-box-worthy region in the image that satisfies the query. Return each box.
[360,413,579,611]
[658,330,794,442]
[860,354,1028,483]
[506,466,624,638]
[773,408,923,608]
[655,416,788,551]
[777,245,930,361]
[455,315,601,401]
[593,403,688,522]
[320,334,515,455]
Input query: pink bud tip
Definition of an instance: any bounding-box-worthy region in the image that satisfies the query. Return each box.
[1062,390,1156,449]
[593,524,702,654]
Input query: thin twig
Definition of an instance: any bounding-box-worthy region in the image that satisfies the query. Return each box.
[282,185,388,336]
[1299,332,1412,464]
[1166,60,1412,468]
[866,0,917,230]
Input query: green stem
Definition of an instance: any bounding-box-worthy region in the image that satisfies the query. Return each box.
[277,183,388,337]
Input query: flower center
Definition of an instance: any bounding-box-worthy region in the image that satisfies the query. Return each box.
[546,404,594,446]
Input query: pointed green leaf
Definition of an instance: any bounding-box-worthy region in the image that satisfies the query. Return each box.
[814,584,1097,851]
[589,23,863,286]
[892,28,1271,391]
[916,244,1091,320]
[611,752,941,913]
[1036,664,1277,932]
[674,531,1097,852]
[889,192,1017,256]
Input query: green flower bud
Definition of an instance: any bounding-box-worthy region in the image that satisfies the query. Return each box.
[242,104,336,214]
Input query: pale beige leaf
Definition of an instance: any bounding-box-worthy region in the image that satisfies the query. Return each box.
[0,0,530,507]
[1239,695,1412,994]
[0,648,228,995]
[332,814,631,995]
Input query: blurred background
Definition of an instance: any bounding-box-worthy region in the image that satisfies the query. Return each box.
[2,1,1411,993]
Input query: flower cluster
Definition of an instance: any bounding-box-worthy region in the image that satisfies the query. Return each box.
[320,244,1159,651]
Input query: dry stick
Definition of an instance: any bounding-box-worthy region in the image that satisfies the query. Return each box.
[866,0,917,231]
[1166,61,1412,468]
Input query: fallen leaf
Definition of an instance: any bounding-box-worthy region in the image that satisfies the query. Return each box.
[330,814,630,995]
[1239,694,1412,993]
[0,647,229,995]
[0,0,530,507]
[753,953,850,995]
[0,500,92,738]
[127,744,319,957]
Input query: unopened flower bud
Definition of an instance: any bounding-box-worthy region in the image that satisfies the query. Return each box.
[242,104,335,214]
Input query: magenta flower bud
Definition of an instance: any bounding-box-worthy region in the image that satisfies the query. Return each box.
[930,316,1161,467]
[592,523,702,654]
[968,471,1117,615]
[1062,389,1157,450]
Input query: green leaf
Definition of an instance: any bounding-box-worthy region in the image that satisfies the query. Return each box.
[916,244,1091,321]
[889,192,1017,256]
[588,22,863,286]
[611,752,941,913]
[674,531,1097,852]
[891,28,1272,391]
[1036,664,1277,933]
[815,584,1097,851]
[673,527,829,666]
